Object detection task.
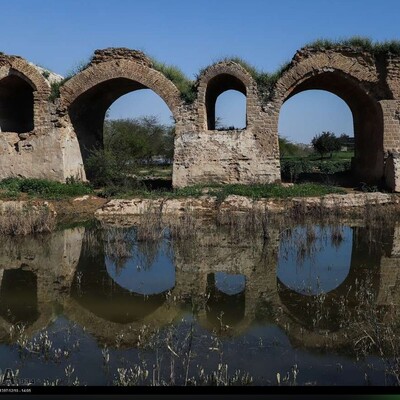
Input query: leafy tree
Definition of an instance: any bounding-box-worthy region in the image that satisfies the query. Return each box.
[86,116,174,188]
[311,131,341,159]
[338,133,351,145]
[103,116,174,162]
[338,133,354,151]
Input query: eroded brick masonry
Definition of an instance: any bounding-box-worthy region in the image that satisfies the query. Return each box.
[0,46,400,190]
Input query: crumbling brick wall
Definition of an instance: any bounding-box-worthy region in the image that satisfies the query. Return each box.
[0,46,399,189]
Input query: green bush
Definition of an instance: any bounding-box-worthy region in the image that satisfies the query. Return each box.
[49,78,70,102]
[85,117,174,190]
[207,183,345,200]
[280,159,351,182]
[318,160,351,174]
[0,178,93,199]
[280,159,313,182]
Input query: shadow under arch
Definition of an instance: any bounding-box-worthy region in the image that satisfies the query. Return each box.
[280,70,384,184]
[277,226,383,333]
[0,73,34,133]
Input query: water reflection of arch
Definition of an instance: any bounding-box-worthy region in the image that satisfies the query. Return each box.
[0,267,55,344]
[276,226,385,348]
[200,273,247,333]
[0,228,85,344]
[169,220,281,336]
[65,229,182,346]
[195,270,262,336]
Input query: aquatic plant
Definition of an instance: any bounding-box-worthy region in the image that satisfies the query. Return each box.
[0,204,56,235]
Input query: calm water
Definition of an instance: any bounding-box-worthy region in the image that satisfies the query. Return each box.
[0,217,399,386]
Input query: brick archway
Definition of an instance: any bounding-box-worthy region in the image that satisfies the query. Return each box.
[274,50,386,182]
[61,56,182,167]
[0,56,50,134]
[196,62,257,131]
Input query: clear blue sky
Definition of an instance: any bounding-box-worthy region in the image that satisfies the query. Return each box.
[1,0,399,143]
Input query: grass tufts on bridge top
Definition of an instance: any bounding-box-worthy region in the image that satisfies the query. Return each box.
[305,36,400,56]
[47,37,400,103]
[199,56,291,103]
[48,58,92,102]
[150,59,197,103]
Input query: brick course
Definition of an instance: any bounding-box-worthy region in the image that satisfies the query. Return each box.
[0,46,399,189]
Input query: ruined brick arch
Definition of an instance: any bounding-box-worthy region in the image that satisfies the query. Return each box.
[0,57,50,133]
[274,51,385,182]
[197,62,257,131]
[61,59,183,167]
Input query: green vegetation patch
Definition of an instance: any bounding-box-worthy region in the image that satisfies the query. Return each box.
[305,36,400,56]
[48,57,93,102]
[97,182,345,201]
[49,77,71,102]
[47,38,400,104]
[0,178,93,199]
[150,59,196,103]
[86,117,174,189]
[206,182,346,201]
[280,159,351,182]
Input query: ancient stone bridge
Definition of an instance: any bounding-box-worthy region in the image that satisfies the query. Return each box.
[0,45,400,189]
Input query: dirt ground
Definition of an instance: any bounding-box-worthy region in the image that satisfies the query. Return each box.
[49,196,108,224]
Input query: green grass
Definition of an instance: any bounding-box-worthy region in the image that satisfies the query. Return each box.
[306,36,400,56]
[97,182,346,201]
[0,178,93,199]
[150,59,196,103]
[0,177,347,205]
[47,38,400,103]
[135,165,172,178]
[206,183,346,200]
[316,151,353,160]
[305,151,354,161]
[281,151,353,161]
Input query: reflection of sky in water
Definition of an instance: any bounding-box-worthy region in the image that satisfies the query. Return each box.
[215,272,246,295]
[277,226,352,295]
[105,242,175,295]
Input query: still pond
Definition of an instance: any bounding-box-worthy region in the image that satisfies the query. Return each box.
[0,215,399,386]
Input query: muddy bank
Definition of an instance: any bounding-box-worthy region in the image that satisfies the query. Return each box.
[0,193,398,228]
[94,192,400,217]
